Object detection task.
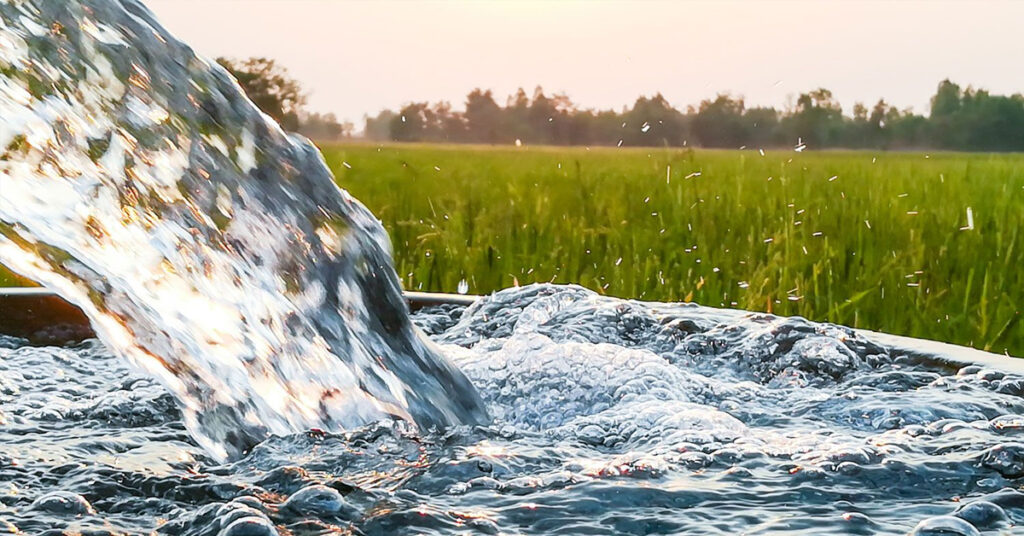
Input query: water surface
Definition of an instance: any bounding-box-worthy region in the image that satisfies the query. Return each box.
[4,285,1024,534]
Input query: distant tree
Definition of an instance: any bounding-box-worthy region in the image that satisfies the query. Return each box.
[505,88,533,143]
[364,79,1024,152]
[589,109,627,146]
[926,80,1024,151]
[363,109,396,141]
[216,57,306,130]
[432,101,467,142]
[297,112,351,141]
[852,102,868,123]
[625,94,688,147]
[566,110,599,146]
[744,106,781,148]
[884,106,929,149]
[931,79,963,118]
[843,100,883,148]
[783,88,844,147]
[388,102,464,142]
[869,100,888,127]
[867,99,890,147]
[954,88,1024,151]
[390,103,430,142]
[465,89,504,144]
[929,80,964,148]
[547,93,578,145]
[692,94,746,148]
[527,87,566,144]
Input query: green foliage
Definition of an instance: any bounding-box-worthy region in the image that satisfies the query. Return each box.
[216,57,306,130]
[365,81,1024,152]
[929,80,1024,151]
[465,89,504,144]
[3,146,1020,356]
[693,94,748,148]
[363,109,396,142]
[321,144,1024,356]
[298,112,353,141]
[216,56,352,140]
[0,266,26,287]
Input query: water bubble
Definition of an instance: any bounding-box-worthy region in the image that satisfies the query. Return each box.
[30,492,94,516]
[282,485,351,517]
[220,517,278,536]
[954,500,1008,529]
[980,443,1024,478]
[910,516,980,536]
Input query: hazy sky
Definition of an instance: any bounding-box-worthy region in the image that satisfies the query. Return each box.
[145,0,1024,127]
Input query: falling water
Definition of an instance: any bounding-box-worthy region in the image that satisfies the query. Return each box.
[0,0,486,461]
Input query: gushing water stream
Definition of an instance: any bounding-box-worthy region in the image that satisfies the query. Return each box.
[2,2,1024,535]
[0,0,486,462]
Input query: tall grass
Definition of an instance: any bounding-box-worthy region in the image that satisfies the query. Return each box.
[321,143,1023,356]
[1,144,1020,355]
[0,269,21,287]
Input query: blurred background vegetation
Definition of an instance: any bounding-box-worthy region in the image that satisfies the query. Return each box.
[322,144,1023,357]
[216,57,355,141]
[368,81,1024,151]
[218,56,1024,152]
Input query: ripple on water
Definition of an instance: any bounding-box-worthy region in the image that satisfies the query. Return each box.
[5,285,1024,534]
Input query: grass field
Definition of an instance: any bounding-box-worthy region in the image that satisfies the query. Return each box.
[322,144,1022,356]
[0,269,21,287]
[2,144,1022,356]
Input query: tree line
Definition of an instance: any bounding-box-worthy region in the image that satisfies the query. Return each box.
[216,57,355,141]
[216,57,1024,151]
[366,82,1024,151]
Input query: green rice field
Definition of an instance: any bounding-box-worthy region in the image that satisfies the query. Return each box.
[324,144,1022,356]
[3,144,1022,356]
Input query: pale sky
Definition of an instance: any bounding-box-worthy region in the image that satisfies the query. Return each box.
[145,0,1024,128]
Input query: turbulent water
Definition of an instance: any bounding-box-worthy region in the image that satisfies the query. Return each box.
[5,285,1024,534]
[4,1,1024,535]
[0,0,485,462]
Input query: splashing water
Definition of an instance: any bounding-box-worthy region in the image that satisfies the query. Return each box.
[5,1,1024,535]
[0,0,485,461]
[5,286,1024,534]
